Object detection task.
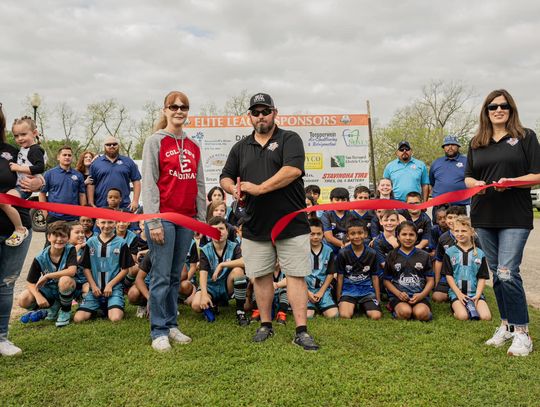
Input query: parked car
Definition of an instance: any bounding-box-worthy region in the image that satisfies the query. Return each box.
[532,189,540,212]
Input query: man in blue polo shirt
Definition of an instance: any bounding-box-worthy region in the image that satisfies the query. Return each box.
[87,136,141,210]
[429,135,469,216]
[383,141,429,202]
[39,146,86,223]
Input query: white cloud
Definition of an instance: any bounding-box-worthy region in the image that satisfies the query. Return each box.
[1,0,539,139]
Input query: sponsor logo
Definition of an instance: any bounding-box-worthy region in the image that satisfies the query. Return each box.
[205,154,228,168]
[340,115,352,124]
[305,153,323,170]
[267,142,279,152]
[191,131,204,143]
[342,129,367,147]
[399,274,420,286]
[1,152,13,161]
[307,132,337,147]
[235,134,249,141]
[331,155,345,168]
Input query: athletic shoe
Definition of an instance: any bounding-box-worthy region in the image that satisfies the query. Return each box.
[168,328,192,344]
[253,326,274,343]
[152,336,172,352]
[485,326,513,347]
[251,309,260,322]
[507,332,533,357]
[276,311,287,325]
[136,306,147,319]
[236,311,250,327]
[55,309,71,327]
[45,301,61,321]
[0,340,22,357]
[292,331,319,351]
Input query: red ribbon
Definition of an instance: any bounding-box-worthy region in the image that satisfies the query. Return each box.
[271,180,536,243]
[0,193,221,239]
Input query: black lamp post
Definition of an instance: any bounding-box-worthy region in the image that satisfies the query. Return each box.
[30,93,41,121]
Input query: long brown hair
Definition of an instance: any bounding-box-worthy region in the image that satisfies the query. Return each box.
[0,103,5,144]
[206,201,227,223]
[470,89,525,149]
[76,150,95,174]
[154,91,190,131]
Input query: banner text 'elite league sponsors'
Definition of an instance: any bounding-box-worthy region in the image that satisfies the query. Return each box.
[185,114,369,202]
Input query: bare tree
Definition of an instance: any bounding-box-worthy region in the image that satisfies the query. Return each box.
[84,99,130,155]
[130,101,161,159]
[199,101,220,116]
[223,89,250,116]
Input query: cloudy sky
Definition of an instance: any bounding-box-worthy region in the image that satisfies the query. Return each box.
[2,0,539,137]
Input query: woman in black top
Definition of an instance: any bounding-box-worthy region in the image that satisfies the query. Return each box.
[465,89,540,357]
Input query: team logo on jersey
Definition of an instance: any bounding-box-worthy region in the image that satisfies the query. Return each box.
[113,248,120,255]
[444,244,449,250]
[411,164,417,170]
[267,142,279,152]
[71,175,78,181]
[507,138,519,146]
[418,228,423,234]
[363,266,370,272]
[395,263,401,272]
[90,247,96,255]
[451,256,458,266]
[1,152,13,161]
[414,262,424,270]
[456,162,464,168]
[116,160,123,165]
[474,258,482,265]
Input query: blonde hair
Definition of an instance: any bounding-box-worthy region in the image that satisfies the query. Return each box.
[12,115,38,140]
[454,216,478,255]
[154,91,190,131]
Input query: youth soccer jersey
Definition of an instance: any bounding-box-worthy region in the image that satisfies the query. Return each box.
[119,229,139,256]
[372,233,397,271]
[383,248,433,297]
[199,241,242,285]
[321,210,356,247]
[80,235,134,289]
[336,245,378,297]
[306,244,335,291]
[401,211,432,245]
[351,210,376,239]
[27,244,77,286]
[442,245,490,301]
[435,231,481,262]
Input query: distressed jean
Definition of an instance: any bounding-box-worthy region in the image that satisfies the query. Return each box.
[146,221,193,340]
[476,228,530,326]
[0,230,32,341]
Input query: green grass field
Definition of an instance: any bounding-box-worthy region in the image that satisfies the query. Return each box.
[2,290,539,407]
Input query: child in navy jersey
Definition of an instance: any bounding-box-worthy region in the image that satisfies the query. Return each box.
[400,192,431,250]
[384,221,434,321]
[321,187,356,253]
[336,218,381,320]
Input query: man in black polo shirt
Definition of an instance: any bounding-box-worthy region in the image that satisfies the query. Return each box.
[220,93,318,351]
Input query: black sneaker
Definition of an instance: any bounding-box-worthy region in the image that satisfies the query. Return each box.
[236,311,250,327]
[293,331,319,351]
[253,326,274,343]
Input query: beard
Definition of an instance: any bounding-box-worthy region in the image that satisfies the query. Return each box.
[445,151,458,158]
[254,118,275,134]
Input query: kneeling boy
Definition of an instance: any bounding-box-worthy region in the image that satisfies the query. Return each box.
[74,218,134,322]
[191,216,249,326]
[18,221,78,327]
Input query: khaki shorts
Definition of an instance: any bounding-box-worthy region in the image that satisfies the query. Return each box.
[241,234,310,279]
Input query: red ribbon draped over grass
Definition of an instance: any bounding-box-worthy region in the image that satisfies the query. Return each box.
[0,193,221,240]
[271,180,536,243]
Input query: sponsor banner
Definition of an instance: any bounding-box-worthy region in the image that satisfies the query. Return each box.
[184,114,369,201]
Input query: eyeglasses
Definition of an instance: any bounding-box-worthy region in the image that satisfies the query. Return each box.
[249,108,274,117]
[487,103,511,111]
[398,147,411,152]
[105,143,118,147]
[167,104,190,112]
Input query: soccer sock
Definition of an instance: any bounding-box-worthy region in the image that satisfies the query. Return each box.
[59,287,75,312]
[296,325,307,334]
[233,276,247,312]
[261,321,273,329]
[278,290,288,313]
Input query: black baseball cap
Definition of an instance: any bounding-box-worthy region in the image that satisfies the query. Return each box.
[248,93,275,110]
[397,141,411,150]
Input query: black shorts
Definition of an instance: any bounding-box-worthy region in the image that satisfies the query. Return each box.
[433,280,450,294]
[340,295,381,312]
[388,297,431,311]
